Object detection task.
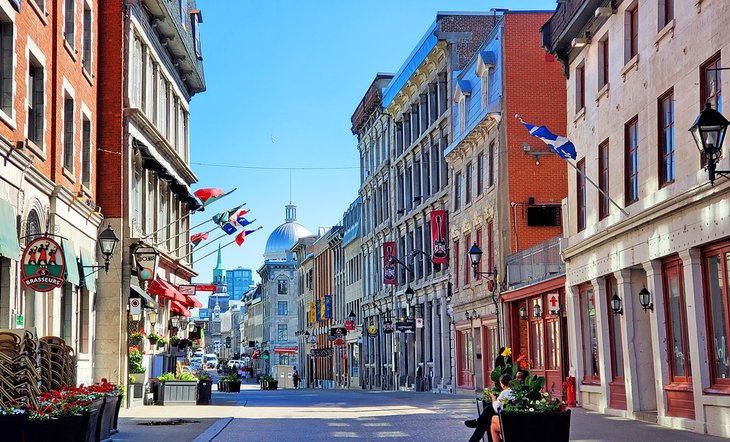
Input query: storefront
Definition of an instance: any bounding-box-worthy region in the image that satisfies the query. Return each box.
[503,275,568,398]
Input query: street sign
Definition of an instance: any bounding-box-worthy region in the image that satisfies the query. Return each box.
[415,318,424,329]
[395,320,415,333]
[179,285,196,296]
[129,298,142,316]
[547,292,560,315]
[330,327,347,336]
[195,284,217,292]
[15,314,24,327]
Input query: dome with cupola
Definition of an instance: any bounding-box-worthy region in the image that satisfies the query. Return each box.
[264,205,312,261]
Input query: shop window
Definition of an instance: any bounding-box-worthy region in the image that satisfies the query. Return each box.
[580,285,600,383]
[663,257,691,383]
[704,244,730,387]
[547,318,561,370]
[530,298,545,369]
[79,288,89,354]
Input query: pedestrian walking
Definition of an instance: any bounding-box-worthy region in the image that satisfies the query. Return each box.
[292,367,300,389]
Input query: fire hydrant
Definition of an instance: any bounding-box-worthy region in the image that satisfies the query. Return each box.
[563,376,576,407]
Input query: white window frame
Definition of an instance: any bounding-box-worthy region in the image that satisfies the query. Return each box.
[80,102,92,191]
[63,0,76,49]
[81,0,93,74]
[475,55,493,110]
[61,79,76,176]
[0,2,17,128]
[25,36,47,155]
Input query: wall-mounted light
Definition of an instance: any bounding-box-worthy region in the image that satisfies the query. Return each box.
[519,306,528,321]
[611,293,623,315]
[533,303,543,318]
[638,288,653,311]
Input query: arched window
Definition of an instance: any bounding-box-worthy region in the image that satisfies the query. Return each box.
[277,279,288,295]
[25,210,41,245]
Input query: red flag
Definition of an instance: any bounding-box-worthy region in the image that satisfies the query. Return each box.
[235,228,259,246]
[193,188,224,205]
[383,242,396,285]
[430,210,448,264]
[191,232,208,246]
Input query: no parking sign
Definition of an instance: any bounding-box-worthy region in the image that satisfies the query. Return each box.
[129,298,142,316]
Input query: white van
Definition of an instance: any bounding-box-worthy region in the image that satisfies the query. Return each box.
[205,354,218,369]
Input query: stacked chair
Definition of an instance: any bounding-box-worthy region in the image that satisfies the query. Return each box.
[39,336,76,391]
[0,330,41,409]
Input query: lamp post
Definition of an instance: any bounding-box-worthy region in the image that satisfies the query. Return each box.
[690,102,730,184]
[467,243,501,346]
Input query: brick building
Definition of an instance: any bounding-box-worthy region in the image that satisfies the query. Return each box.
[0,0,102,384]
[95,0,205,389]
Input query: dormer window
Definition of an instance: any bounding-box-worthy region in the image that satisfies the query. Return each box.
[454,80,472,133]
[476,51,495,109]
[190,10,203,59]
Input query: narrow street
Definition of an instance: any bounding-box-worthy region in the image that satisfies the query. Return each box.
[116,384,725,442]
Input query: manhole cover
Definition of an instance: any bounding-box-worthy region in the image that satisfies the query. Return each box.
[138,419,200,426]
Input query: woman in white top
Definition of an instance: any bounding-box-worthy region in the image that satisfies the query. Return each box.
[489,373,514,442]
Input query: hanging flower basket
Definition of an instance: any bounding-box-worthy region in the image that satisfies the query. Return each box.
[147,333,160,345]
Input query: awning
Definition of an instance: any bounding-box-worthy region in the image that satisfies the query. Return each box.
[79,247,96,292]
[274,347,298,354]
[171,300,191,317]
[148,278,186,303]
[61,239,80,286]
[130,283,156,309]
[184,295,203,309]
[0,199,21,261]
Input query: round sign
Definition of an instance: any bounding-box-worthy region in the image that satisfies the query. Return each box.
[130,298,141,308]
[21,237,66,292]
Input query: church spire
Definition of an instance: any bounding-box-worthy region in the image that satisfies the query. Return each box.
[215,243,223,270]
[212,244,226,286]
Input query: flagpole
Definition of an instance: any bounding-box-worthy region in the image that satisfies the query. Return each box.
[193,238,238,264]
[190,232,230,254]
[567,159,629,216]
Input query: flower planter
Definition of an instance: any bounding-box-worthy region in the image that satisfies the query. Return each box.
[111,394,123,434]
[98,395,120,440]
[197,380,212,404]
[0,413,28,442]
[130,336,142,346]
[87,398,104,442]
[158,380,198,406]
[27,413,93,442]
[177,340,189,350]
[499,410,571,442]
[227,380,241,393]
[147,336,159,345]
[218,381,228,392]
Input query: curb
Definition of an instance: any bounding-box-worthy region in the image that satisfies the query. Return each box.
[192,417,233,442]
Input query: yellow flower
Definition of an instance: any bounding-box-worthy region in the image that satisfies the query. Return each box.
[501,347,512,357]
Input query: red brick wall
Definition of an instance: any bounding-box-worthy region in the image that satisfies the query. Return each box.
[503,13,568,253]
[96,1,125,218]
[439,14,498,70]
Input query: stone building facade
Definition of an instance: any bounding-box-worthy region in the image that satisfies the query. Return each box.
[543,0,730,436]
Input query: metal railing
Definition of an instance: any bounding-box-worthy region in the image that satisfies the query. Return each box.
[506,237,564,289]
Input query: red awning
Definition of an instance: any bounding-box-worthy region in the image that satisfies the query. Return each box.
[171,300,191,317]
[148,279,186,303]
[184,295,203,309]
[274,347,298,354]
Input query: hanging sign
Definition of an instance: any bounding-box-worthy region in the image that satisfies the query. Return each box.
[194,284,217,292]
[547,292,560,315]
[179,285,196,296]
[134,246,159,281]
[430,211,448,264]
[382,321,395,334]
[15,314,24,328]
[324,294,333,319]
[129,298,142,316]
[21,237,65,292]
[367,323,378,337]
[415,318,424,329]
[383,242,397,285]
[395,320,415,333]
[345,320,355,331]
[330,327,347,336]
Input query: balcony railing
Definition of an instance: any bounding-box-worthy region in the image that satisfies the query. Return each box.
[506,237,564,289]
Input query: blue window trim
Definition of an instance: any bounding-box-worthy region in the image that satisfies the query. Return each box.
[9,0,20,12]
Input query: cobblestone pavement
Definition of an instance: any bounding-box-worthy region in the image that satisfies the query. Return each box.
[116,384,726,441]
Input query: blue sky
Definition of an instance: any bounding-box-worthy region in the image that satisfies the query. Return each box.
[188,0,557,305]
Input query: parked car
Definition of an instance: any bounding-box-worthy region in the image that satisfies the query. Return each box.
[189,357,203,371]
[205,354,218,369]
[227,359,242,368]
[194,349,204,358]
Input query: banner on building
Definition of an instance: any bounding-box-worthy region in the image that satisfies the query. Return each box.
[324,294,333,319]
[309,301,316,324]
[383,242,397,285]
[21,237,65,292]
[316,299,322,322]
[430,210,448,264]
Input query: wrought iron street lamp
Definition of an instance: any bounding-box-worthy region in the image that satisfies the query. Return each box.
[532,303,542,318]
[690,102,730,184]
[519,306,528,320]
[611,293,624,315]
[148,310,158,326]
[98,225,119,271]
[638,288,653,311]
[348,310,356,323]
[467,243,498,289]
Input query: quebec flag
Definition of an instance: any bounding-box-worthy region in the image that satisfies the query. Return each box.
[520,118,577,160]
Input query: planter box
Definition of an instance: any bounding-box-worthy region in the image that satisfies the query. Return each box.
[0,413,27,442]
[26,413,93,442]
[500,410,571,442]
[111,394,123,434]
[97,395,120,440]
[197,381,212,404]
[158,380,198,406]
[88,397,104,442]
[227,380,241,393]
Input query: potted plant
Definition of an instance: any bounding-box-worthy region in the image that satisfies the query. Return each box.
[260,375,277,391]
[156,336,168,349]
[498,375,571,442]
[169,336,181,347]
[88,378,124,441]
[147,331,161,345]
[129,328,146,346]
[26,386,97,442]
[220,373,241,393]
[128,347,146,400]
[157,372,198,406]
[197,373,213,404]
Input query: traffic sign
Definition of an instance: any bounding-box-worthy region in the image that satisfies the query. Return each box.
[547,292,560,315]
[330,327,347,336]
[129,298,142,316]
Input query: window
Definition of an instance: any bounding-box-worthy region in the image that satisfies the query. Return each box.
[82,3,92,72]
[487,221,494,273]
[464,233,471,286]
[480,70,489,108]
[598,139,610,220]
[277,324,288,341]
[547,317,561,370]
[626,5,638,62]
[701,53,722,113]
[465,162,472,205]
[192,11,202,57]
[475,228,482,280]
[0,15,13,115]
[454,172,462,211]
[530,298,545,369]
[659,0,674,30]
[277,301,288,316]
[598,37,609,89]
[33,1,45,11]
[488,141,495,187]
[476,153,484,196]
[63,95,74,172]
[527,206,561,227]
[704,243,730,386]
[277,279,288,295]
[576,64,585,112]
[663,257,691,383]
[580,285,600,383]
[458,96,466,133]
[454,240,460,289]
[25,210,41,245]
[79,288,89,353]
[180,0,186,27]
[132,165,141,231]
[625,117,639,205]
[606,277,624,379]
[81,116,91,188]
[65,0,75,47]
[659,89,675,186]
[28,59,44,148]
[61,284,73,344]
[576,159,586,232]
